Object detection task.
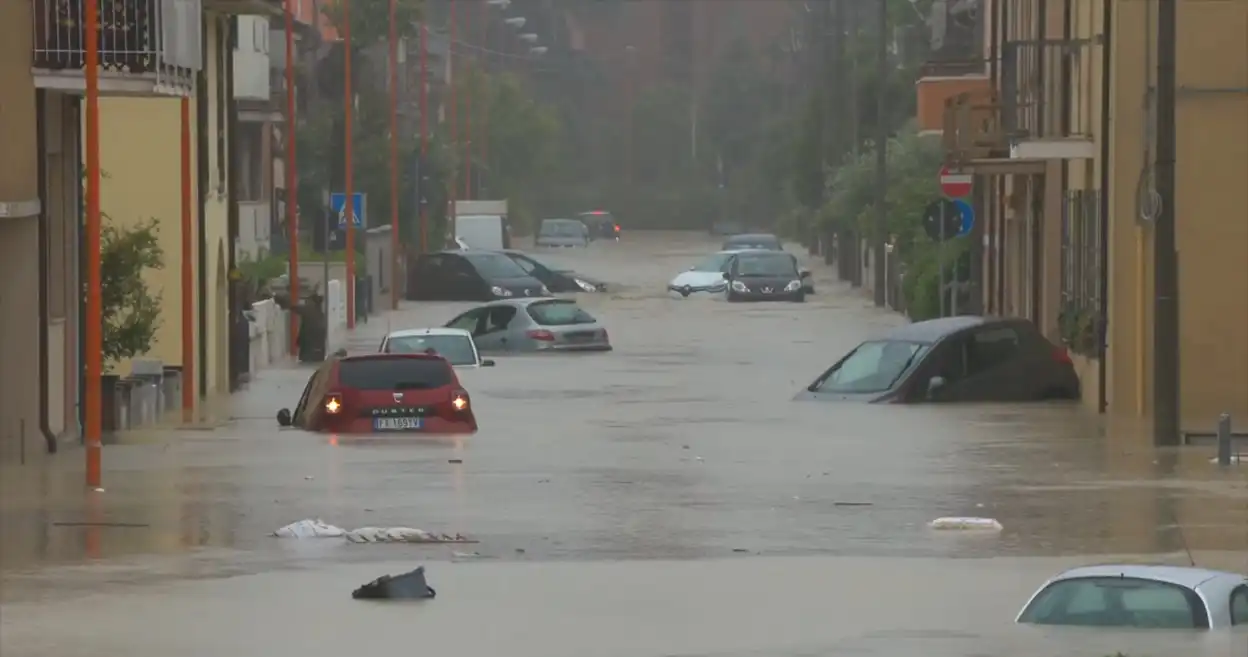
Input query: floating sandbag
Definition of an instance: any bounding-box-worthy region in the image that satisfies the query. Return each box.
[927,516,1003,531]
[273,518,347,538]
[274,519,473,543]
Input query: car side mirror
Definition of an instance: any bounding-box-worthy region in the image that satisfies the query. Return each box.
[800,270,812,279]
[276,408,293,426]
[481,359,496,367]
[926,376,947,398]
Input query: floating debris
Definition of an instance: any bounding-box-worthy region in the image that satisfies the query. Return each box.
[928,517,1003,531]
[273,518,475,543]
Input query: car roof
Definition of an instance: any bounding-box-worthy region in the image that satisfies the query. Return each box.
[715,248,772,255]
[482,296,571,308]
[385,327,473,339]
[725,233,779,241]
[878,315,1006,343]
[541,218,579,223]
[1045,564,1247,590]
[337,352,446,363]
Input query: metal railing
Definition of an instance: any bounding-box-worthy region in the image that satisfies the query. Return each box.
[31,0,201,94]
[1059,189,1102,354]
[1001,38,1099,141]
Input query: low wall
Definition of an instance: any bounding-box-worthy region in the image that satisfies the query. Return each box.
[326,279,347,353]
[248,299,290,373]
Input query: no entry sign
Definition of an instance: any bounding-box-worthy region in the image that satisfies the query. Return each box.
[939,166,973,199]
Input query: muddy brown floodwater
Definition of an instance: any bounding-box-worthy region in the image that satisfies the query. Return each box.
[1,232,1246,656]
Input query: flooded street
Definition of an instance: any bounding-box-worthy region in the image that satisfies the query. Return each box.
[2,232,1246,656]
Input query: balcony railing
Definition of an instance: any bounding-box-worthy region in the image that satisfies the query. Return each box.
[31,0,201,96]
[1001,38,1100,141]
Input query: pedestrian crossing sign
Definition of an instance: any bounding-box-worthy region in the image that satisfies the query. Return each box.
[331,192,366,228]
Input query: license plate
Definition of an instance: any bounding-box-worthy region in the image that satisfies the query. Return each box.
[373,417,423,431]
[566,333,595,342]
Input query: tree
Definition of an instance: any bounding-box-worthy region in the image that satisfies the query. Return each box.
[100,219,165,365]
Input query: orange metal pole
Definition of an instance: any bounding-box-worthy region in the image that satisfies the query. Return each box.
[344,0,356,328]
[449,0,457,238]
[284,0,300,355]
[180,99,194,423]
[419,24,428,252]
[479,6,488,190]
[388,0,399,310]
[84,0,103,489]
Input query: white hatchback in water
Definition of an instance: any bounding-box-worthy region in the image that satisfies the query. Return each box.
[378,328,496,369]
[667,250,757,298]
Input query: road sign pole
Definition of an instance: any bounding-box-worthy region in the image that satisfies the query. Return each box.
[939,202,946,318]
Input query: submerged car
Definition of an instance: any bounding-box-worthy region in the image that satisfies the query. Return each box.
[793,316,1080,403]
[406,250,550,301]
[501,250,608,293]
[724,251,807,302]
[1016,564,1248,629]
[378,327,496,368]
[721,232,782,251]
[577,210,620,240]
[276,353,478,434]
[444,297,612,352]
[535,219,590,248]
[667,250,746,297]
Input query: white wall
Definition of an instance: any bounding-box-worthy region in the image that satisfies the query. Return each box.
[237,200,271,259]
[233,16,271,101]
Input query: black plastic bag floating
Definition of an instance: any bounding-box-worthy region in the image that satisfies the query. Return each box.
[352,566,437,600]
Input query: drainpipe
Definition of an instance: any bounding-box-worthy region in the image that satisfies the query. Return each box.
[35,89,58,454]
[1096,0,1112,413]
[197,28,210,399]
[225,16,242,391]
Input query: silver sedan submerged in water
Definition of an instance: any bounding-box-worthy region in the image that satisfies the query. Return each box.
[443,297,612,353]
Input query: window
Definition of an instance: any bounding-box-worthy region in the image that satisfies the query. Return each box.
[1018,577,1207,629]
[527,300,596,326]
[483,306,518,333]
[810,341,929,394]
[1231,585,1248,625]
[540,220,584,236]
[293,364,331,426]
[509,255,539,276]
[446,310,483,334]
[461,253,528,278]
[966,327,1021,376]
[692,253,734,272]
[385,334,477,366]
[337,357,453,390]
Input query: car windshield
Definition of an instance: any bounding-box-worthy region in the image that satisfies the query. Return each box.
[692,253,734,272]
[724,236,780,250]
[811,340,928,394]
[462,253,529,278]
[526,300,597,326]
[337,357,453,390]
[541,220,583,236]
[1018,577,1204,629]
[384,334,478,366]
[735,254,798,277]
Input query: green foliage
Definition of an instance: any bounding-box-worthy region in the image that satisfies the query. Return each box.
[100,219,165,365]
[1059,303,1101,355]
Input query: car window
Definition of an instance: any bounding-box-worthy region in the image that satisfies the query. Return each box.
[484,305,518,333]
[461,253,528,278]
[527,300,597,326]
[509,254,540,275]
[966,327,1021,375]
[1018,577,1207,629]
[733,253,798,277]
[724,236,780,250]
[446,309,484,333]
[1231,585,1248,625]
[811,341,929,394]
[384,334,478,366]
[419,254,445,273]
[337,357,453,390]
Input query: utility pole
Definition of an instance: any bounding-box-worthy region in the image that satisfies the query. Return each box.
[1153,0,1180,446]
[872,0,887,307]
[826,0,848,277]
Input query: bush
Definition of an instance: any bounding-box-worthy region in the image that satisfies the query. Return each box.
[100,219,165,365]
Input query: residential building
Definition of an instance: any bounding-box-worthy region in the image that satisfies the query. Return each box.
[924,0,1248,431]
[0,0,276,463]
[236,15,282,260]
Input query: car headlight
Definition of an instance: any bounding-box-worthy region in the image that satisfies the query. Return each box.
[539,285,551,295]
[575,279,596,292]
[730,280,749,293]
[491,286,513,297]
[784,279,802,291]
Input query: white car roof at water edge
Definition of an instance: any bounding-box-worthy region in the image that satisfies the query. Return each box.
[378,327,484,368]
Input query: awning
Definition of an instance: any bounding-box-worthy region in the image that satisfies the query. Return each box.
[955,157,1046,176]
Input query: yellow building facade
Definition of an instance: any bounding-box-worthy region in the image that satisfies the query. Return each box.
[95,14,236,397]
[922,0,1248,434]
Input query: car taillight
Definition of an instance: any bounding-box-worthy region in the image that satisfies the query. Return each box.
[324,392,344,414]
[527,329,556,341]
[1052,347,1073,365]
[613,224,620,232]
[450,389,470,412]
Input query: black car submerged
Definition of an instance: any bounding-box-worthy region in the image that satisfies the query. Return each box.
[793,316,1081,404]
[724,251,806,302]
[577,211,620,240]
[405,250,550,301]
[499,249,608,293]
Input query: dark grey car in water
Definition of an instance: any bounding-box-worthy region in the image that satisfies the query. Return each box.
[794,316,1081,403]
[724,251,807,302]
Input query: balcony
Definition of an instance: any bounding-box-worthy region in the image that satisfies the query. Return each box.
[1000,37,1101,160]
[915,0,987,134]
[31,0,201,96]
